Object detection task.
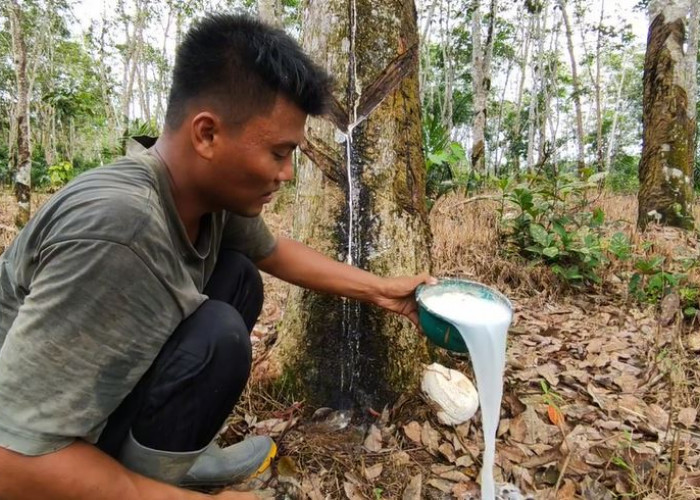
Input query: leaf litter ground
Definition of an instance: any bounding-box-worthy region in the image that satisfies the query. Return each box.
[225,191,700,500]
[1,189,699,499]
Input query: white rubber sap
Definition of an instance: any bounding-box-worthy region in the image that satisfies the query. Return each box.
[422,292,512,500]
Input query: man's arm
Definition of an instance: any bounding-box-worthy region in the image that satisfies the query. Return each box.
[0,441,256,500]
[256,237,435,325]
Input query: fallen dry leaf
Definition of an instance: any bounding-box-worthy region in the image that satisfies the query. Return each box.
[556,478,577,499]
[537,363,560,387]
[438,442,457,463]
[343,481,365,500]
[509,405,558,444]
[421,421,441,453]
[402,473,422,500]
[402,421,422,444]
[547,404,564,426]
[659,292,680,325]
[426,478,454,493]
[687,332,700,352]
[678,407,697,428]
[646,404,669,432]
[452,481,479,499]
[363,425,383,452]
[300,473,325,500]
[253,417,294,436]
[363,463,383,481]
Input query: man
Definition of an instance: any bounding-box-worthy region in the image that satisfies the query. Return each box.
[0,13,433,500]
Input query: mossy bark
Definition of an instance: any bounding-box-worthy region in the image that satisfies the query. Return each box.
[273,0,431,409]
[637,4,696,230]
[9,0,31,228]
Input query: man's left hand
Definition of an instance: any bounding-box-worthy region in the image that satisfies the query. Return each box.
[372,273,438,327]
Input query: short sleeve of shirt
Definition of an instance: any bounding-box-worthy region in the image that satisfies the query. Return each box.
[0,238,182,456]
[220,214,277,262]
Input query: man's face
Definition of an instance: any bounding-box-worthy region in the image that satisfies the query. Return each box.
[203,95,307,216]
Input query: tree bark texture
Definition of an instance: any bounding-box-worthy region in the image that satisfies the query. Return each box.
[638,0,696,230]
[9,0,31,228]
[258,0,283,28]
[274,0,431,408]
[471,0,497,174]
[559,0,586,175]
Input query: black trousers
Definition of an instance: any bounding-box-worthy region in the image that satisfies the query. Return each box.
[96,251,263,456]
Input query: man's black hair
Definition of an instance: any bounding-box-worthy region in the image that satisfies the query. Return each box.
[165,13,332,128]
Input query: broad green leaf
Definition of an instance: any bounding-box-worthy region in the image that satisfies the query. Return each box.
[543,246,559,258]
[530,224,550,247]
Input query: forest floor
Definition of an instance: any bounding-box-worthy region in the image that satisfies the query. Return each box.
[1,187,700,499]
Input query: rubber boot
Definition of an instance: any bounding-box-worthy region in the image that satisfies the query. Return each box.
[180,435,277,487]
[118,430,207,484]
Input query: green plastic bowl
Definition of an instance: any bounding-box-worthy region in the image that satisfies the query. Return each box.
[416,278,513,353]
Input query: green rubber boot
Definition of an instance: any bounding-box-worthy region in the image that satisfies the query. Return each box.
[118,430,207,484]
[119,431,277,487]
[180,436,277,487]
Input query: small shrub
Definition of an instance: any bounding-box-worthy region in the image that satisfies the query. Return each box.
[48,161,75,189]
[497,172,608,285]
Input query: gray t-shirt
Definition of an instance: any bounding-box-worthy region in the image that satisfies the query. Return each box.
[0,149,276,456]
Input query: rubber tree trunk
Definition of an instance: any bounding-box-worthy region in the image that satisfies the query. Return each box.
[559,0,586,176]
[274,0,431,409]
[9,0,31,228]
[637,0,696,230]
[258,0,283,28]
[471,0,497,175]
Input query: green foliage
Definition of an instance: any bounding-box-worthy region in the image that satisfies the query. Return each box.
[628,256,681,303]
[48,161,74,188]
[422,112,469,208]
[425,142,467,203]
[620,248,700,319]
[497,172,608,285]
[606,154,639,193]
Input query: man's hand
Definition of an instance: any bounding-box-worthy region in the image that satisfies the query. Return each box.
[372,273,438,326]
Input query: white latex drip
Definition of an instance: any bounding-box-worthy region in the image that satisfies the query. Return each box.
[423,292,512,500]
[341,0,361,393]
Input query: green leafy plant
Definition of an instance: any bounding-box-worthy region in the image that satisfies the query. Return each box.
[627,254,699,318]
[628,256,682,303]
[497,172,609,285]
[47,161,74,189]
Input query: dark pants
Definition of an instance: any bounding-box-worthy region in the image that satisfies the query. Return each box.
[96,251,263,457]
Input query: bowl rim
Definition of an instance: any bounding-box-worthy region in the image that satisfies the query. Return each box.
[416,278,513,325]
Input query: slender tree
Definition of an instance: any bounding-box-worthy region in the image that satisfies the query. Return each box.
[258,0,282,27]
[559,0,585,175]
[8,0,31,227]
[470,0,497,174]
[637,0,696,230]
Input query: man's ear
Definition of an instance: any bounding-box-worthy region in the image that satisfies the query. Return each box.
[190,112,220,160]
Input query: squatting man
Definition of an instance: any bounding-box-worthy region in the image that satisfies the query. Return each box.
[0,12,435,500]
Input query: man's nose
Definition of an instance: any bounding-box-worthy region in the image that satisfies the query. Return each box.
[278,157,294,182]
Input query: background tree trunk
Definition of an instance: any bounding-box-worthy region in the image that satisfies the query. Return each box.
[9,0,31,228]
[560,0,585,175]
[258,0,282,27]
[637,0,696,230]
[471,0,497,174]
[274,0,431,409]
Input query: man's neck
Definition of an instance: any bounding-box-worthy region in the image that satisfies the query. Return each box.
[153,136,207,244]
